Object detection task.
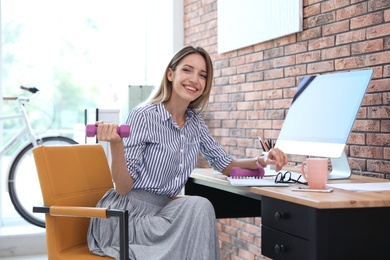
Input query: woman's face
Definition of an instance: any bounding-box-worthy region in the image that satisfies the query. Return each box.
[167,53,207,105]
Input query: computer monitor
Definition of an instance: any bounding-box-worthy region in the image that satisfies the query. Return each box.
[275,69,373,179]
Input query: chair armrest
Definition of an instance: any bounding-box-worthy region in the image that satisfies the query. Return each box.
[33,206,129,260]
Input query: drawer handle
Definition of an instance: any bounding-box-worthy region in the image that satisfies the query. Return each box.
[274,211,285,220]
[275,244,285,254]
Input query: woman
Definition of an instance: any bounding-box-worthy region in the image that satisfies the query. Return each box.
[88,45,287,260]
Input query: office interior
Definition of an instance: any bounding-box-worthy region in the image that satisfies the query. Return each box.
[0,0,389,259]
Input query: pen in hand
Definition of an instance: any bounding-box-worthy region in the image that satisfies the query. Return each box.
[258,136,269,152]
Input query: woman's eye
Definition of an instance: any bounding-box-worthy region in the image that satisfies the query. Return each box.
[200,74,207,79]
[183,68,191,72]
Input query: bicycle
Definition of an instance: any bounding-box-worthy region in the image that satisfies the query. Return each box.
[2,86,78,228]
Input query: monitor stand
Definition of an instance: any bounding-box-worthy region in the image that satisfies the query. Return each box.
[328,151,351,180]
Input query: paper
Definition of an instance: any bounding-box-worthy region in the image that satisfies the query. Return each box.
[227,177,288,187]
[327,182,390,192]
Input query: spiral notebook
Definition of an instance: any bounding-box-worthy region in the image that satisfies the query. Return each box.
[227,177,289,187]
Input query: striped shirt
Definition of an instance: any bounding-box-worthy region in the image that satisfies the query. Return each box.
[123,103,232,198]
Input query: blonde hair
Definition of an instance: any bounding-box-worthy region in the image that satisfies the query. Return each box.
[146,45,214,113]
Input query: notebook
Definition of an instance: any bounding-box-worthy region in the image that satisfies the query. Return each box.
[227,177,289,187]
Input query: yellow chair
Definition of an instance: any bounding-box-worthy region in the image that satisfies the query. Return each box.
[33,144,129,260]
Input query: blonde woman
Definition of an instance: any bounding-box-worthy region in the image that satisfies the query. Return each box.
[88,45,287,260]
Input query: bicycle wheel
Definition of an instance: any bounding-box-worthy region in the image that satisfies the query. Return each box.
[8,136,78,228]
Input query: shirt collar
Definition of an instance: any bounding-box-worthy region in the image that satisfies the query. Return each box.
[156,103,195,122]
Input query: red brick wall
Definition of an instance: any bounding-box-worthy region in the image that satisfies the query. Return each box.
[184,0,390,259]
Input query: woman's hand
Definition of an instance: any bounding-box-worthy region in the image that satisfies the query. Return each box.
[265,148,288,172]
[95,122,122,143]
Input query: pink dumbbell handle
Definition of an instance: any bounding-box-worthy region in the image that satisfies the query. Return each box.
[85,124,130,138]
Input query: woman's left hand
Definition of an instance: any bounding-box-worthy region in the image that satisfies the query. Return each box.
[265,148,288,172]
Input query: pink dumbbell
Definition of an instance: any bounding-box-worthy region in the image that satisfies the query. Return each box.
[85,124,130,138]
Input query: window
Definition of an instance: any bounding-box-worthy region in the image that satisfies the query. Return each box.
[1,0,183,227]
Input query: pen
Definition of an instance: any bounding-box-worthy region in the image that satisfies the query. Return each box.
[258,136,269,152]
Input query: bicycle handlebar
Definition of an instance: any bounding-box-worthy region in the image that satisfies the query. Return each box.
[3,86,40,101]
[20,86,39,93]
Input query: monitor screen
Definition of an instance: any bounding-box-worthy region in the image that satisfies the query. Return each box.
[275,69,373,159]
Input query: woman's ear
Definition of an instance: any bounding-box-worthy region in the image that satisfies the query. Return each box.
[167,68,174,82]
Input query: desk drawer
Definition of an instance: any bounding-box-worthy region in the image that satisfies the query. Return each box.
[262,196,309,239]
[262,225,309,260]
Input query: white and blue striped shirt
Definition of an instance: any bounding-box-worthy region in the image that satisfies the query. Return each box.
[124,103,232,198]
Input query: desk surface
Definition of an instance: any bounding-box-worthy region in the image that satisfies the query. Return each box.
[190,168,390,209]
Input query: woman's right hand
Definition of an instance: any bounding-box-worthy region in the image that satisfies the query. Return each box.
[95,121,122,143]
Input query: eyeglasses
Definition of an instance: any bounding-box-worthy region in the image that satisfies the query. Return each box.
[274,171,307,185]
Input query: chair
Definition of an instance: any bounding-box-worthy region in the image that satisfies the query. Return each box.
[33,144,129,260]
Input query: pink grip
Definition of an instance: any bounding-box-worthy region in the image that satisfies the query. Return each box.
[85,124,130,138]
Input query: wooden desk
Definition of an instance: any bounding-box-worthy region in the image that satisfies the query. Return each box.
[185,168,390,260]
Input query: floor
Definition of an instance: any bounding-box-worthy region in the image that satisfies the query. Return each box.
[0,255,47,260]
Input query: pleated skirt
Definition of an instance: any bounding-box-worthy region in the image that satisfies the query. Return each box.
[87,188,220,260]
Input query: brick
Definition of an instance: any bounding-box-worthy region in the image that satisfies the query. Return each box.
[284,65,307,77]
[285,42,308,55]
[336,2,368,21]
[273,77,296,89]
[237,230,255,243]
[350,146,383,159]
[384,92,390,104]
[351,39,384,54]
[382,120,390,132]
[275,34,297,47]
[296,50,321,63]
[385,9,390,22]
[247,72,264,82]
[238,46,254,56]
[230,56,246,66]
[307,12,336,27]
[255,60,272,71]
[309,36,335,50]
[239,82,255,92]
[367,133,390,146]
[322,20,350,36]
[367,23,390,39]
[367,106,390,119]
[237,101,254,110]
[368,0,390,11]
[264,47,284,59]
[215,76,230,86]
[254,80,274,91]
[264,68,284,80]
[322,45,351,60]
[229,74,246,84]
[385,149,390,161]
[303,3,321,17]
[384,65,390,77]
[352,120,381,132]
[322,0,350,12]
[335,56,365,70]
[245,52,264,63]
[237,249,255,260]
[272,56,296,68]
[237,64,254,74]
[368,78,390,92]
[348,132,365,145]
[336,29,366,45]
[350,11,383,29]
[298,27,322,41]
[367,160,390,174]
[307,60,334,73]
[221,67,237,76]
[362,93,383,106]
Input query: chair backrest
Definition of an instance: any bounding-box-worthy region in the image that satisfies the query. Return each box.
[33,144,114,259]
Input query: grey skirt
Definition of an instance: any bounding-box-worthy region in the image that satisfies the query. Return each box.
[87,188,220,260]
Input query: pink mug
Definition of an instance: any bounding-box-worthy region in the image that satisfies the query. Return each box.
[301,158,329,189]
